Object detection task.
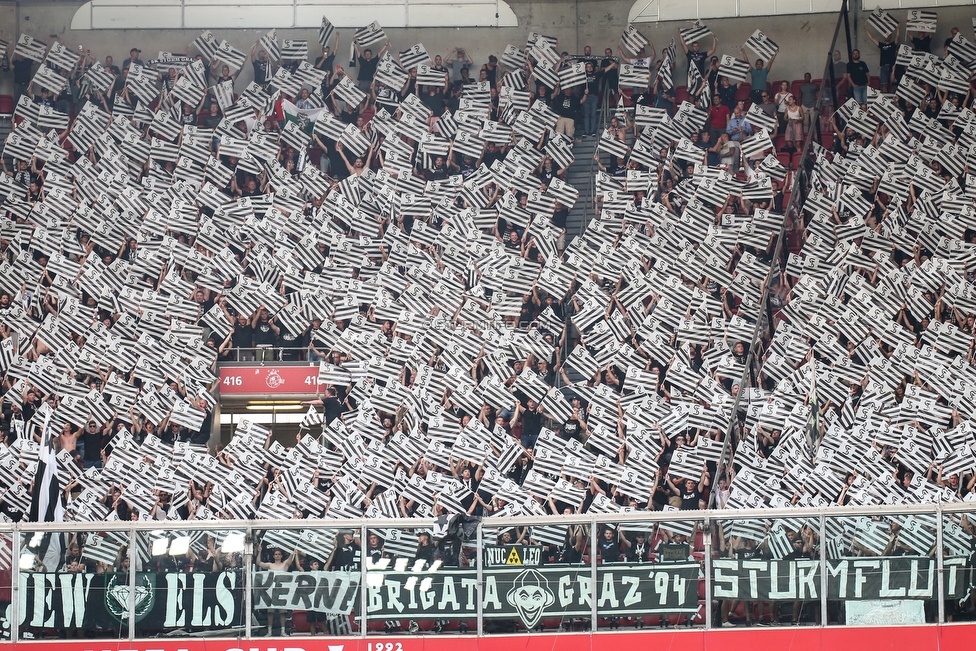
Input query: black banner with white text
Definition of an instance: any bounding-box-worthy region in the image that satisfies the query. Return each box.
[711,556,971,601]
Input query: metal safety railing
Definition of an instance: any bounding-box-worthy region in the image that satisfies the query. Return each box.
[5,500,976,641]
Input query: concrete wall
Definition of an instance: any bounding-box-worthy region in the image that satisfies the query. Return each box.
[2,1,975,98]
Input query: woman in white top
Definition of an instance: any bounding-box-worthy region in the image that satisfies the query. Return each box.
[784,94,804,151]
[774,80,791,134]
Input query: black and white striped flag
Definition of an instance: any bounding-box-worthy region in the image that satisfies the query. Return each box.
[417,64,447,87]
[948,33,976,66]
[501,44,526,70]
[618,63,650,89]
[374,56,408,91]
[270,67,301,98]
[896,77,925,107]
[214,80,236,110]
[281,40,308,61]
[532,58,559,89]
[558,61,586,89]
[260,29,280,61]
[318,16,336,47]
[686,60,706,99]
[906,10,937,34]
[32,65,67,95]
[740,128,773,160]
[294,61,327,87]
[867,7,899,39]
[744,29,779,62]
[83,62,116,92]
[333,76,368,109]
[193,30,220,61]
[399,44,429,70]
[215,40,247,73]
[719,54,750,83]
[14,34,47,63]
[45,42,80,72]
[746,103,777,132]
[355,22,387,47]
[680,20,712,44]
[621,24,649,55]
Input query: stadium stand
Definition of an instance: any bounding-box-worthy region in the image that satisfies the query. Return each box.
[1,7,976,641]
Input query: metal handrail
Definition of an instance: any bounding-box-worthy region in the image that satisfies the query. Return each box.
[9,500,972,533]
[708,0,852,507]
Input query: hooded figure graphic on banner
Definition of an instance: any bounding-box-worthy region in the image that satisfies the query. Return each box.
[505,569,555,628]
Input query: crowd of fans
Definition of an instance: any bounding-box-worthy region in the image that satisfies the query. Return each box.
[1,11,976,635]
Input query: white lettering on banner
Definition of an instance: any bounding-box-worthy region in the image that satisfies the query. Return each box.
[879,562,906,598]
[165,573,187,627]
[57,573,89,628]
[797,561,818,599]
[557,576,573,606]
[908,559,933,598]
[712,561,738,598]
[743,560,765,599]
[598,573,619,608]
[768,561,796,600]
[484,576,502,609]
[621,576,642,607]
[853,560,878,599]
[828,560,849,598]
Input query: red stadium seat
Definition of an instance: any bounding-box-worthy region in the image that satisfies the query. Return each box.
[777,151,792,169]
[869,75,881,90]
[675,85,690,105]
[773,134,787,151]
[0,95,13,118]
[291,611,309,632]
[791,80,803,99]
[735,83,752,102]
[791,151,804,169]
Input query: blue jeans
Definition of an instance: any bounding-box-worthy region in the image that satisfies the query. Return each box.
[582,94,598,135]
[852,84,867,105]
[879,64,892,88]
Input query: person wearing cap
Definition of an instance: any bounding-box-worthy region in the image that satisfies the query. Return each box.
[621,530,652,563]
[123,47,143,70]
[326,530,361,571]
[29,84,54,108]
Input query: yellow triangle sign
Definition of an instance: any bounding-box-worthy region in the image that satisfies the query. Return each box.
[506,547,522,565]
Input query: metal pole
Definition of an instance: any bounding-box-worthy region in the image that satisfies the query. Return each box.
[476,523,484,635]
[360,524,368,638]
[819,513,828,627]
[590,520,597,631]
[10,528,19,643]
[936,503,945,624]
[703,518,712,629]
[841,0,853,62]
[244,527,253,639]
[129,524,137,640]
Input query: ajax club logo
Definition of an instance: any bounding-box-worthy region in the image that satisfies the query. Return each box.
[505,569,555,628]
[265,369,285,388]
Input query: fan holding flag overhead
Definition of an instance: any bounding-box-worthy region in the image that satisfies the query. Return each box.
[803,359,823,458]
[27,404,64,572]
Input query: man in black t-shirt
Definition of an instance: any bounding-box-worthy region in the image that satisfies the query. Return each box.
[863,21,899,92]
[11,53,34,105]
[679,30,717,76]
[600,48,618,93]
[516,398,544,448]
[598,527,622,563]
[327,531,361,571]
[844,49,870,105]
[250,40,274,87]
[250,306,279,362]
[551,85,581,139]
[354,40,389,92]
[666,465,710,510]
